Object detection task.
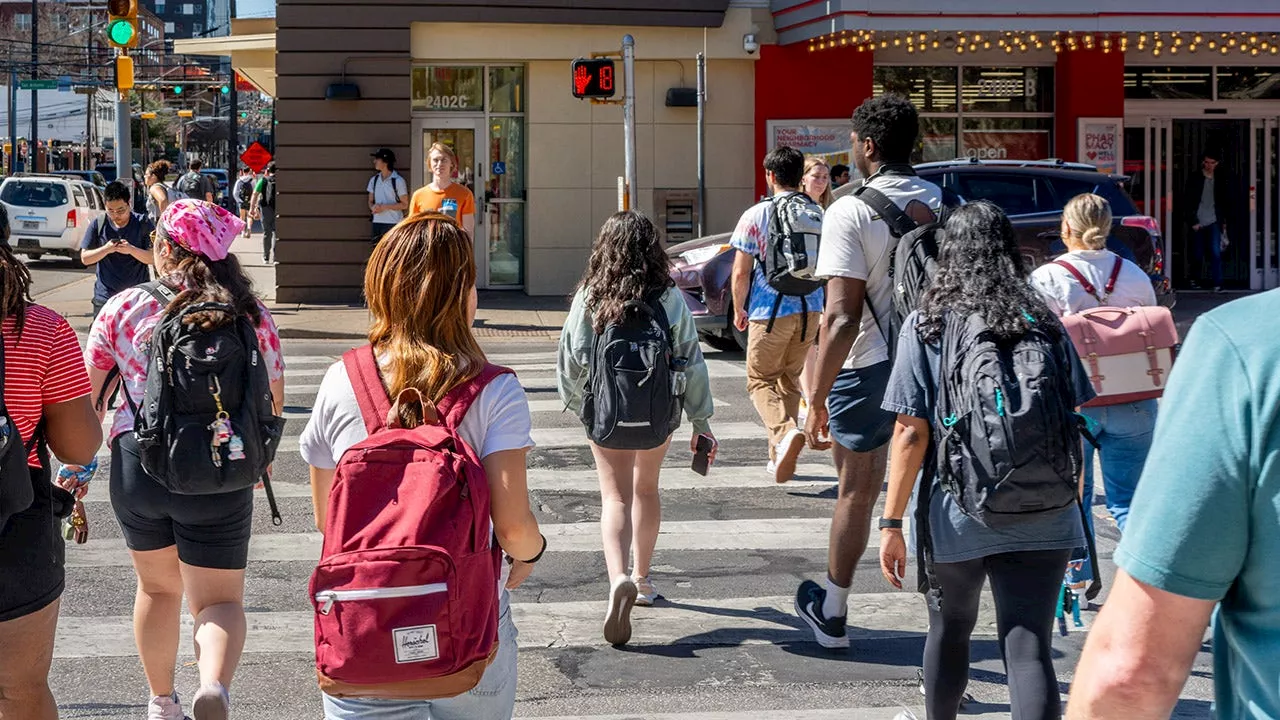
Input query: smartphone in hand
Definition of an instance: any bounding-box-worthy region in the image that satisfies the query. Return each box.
[691,434,714,476]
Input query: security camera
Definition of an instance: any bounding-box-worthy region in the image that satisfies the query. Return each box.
[743,33,759,55]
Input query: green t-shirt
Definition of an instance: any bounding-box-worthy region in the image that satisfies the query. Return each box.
[1115,289,1280,719]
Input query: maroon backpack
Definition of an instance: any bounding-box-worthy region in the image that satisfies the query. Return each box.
[311,346,511,699]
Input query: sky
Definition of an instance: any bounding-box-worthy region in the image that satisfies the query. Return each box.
[236,0,274,19]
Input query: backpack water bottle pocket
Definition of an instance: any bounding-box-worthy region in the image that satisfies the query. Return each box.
[312,546,468,686]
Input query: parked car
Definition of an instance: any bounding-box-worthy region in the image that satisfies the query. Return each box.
[674,158,1173,351]
[53,170,108,188]
[94,162,147,214]
[0,174,106,263]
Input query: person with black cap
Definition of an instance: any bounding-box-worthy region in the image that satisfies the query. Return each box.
[368,148,409,244]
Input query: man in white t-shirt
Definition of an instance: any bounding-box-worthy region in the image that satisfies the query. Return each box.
[368,148,409,243]
[793,95,944,650]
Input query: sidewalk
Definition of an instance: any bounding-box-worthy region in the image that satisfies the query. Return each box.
[37,229,571,341]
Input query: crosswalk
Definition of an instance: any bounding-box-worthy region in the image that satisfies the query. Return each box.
[53,343,1115,718]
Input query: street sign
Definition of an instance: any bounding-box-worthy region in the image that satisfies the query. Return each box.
[240,141,273,173]
[19,79,58,90]
[570,59,616,99]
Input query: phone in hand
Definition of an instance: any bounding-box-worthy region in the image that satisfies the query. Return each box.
[691,434,714,476]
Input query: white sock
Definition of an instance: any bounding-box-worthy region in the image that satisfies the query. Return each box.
[822,576,850,619]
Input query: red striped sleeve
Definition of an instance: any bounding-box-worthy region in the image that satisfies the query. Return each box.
[4,306,93,466]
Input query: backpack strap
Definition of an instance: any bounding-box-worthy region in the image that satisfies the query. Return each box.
[1104,256,1124,297]
[853,186,919,239]
[343,346,393,434]
[436,363,515,429]
[1053,258,1122,303]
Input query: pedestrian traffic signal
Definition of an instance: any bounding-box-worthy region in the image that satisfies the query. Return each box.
[570,58,616,99]
[106,0,138,49]
[115,55,135,90]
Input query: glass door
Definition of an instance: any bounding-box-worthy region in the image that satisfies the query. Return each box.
[1252,116,1280,290]
[417,117,487,284]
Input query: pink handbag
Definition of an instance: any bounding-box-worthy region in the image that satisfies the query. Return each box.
[1059,306,1179,407]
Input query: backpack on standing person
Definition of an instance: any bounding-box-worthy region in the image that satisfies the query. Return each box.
[756,192,825,334]
[125,281,286,521]
[260,176,277,208]
[235,176,254,206]
[310,346,511,698]
[579,291,684,450]
[177,171,206,199]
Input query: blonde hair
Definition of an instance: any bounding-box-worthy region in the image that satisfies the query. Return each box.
[428,142,458,178]
[1062,193,1113,250]
[803,157,834,208]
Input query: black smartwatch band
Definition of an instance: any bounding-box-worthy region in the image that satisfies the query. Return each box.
[878,517,904,530]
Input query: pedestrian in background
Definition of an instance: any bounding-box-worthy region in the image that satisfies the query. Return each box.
[558,211,716,645]
[81,181,154,321]
[144,160,179,224]
[177,159,216,204]
[232,167,256,239]
[301,212,544,719]
[1182,149,1231,292]
[798,156,833,424]
[85,200,286,720]
[367,148,408,244]
[410,143,476,239]
[0,204,102,720]
[250,162,278,264]
[831,163,851,188]
[878,201,1091,720]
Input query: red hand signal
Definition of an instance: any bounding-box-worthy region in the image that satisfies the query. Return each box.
[574,64,593,96]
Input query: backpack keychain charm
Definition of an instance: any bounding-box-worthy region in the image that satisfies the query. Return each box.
[208,376,232,468]
[227,434,245,461]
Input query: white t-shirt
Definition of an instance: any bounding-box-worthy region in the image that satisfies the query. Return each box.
[1029,249,1157,316]
[815,172,944,370]
[367,172,408,225]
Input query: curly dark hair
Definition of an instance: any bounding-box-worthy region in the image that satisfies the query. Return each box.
[916,200,1059,344]
[578,211,673,333]
[851,94,919,165]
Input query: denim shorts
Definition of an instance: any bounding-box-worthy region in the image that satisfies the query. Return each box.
[322,607,519,720]
[826,362,894,453]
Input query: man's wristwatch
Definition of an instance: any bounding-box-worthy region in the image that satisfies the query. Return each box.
[878,517,904,530]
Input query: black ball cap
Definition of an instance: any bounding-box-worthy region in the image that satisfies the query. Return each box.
[371,148,396,164]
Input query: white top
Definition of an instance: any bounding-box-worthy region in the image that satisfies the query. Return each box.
[815,172,944,370]
[367,172,409,224]
[1029,249,1157,316]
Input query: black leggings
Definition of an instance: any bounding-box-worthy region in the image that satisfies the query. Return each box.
[923,548,1071,720]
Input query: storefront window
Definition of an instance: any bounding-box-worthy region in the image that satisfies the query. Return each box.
[488,117,525,199]
[1124,66,1212,100]
[1218,67,1280,100]
[961,117,1053,161]
[962,67,1053,114]
[874,66,958,113]
[412,66,484,112]
[488,204,525,286]
[489,67,525,113]
[917,118,958,163]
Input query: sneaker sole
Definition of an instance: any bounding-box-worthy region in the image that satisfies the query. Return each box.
[192,692,227,720]
[775,432,805,484]
[604,581,638,646]
[793,596,850,649]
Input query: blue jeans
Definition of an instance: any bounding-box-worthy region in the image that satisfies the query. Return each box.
[322,606,519,720]
[1192,223,1223,286]
[1068,399,1158,585]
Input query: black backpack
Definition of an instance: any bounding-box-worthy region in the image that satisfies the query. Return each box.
[0,339,40,532]
[260,177,277,208]
[235,177,254,205]
[756,192,825,334]
[126,282,286,521]
[177,171,205,198]
[371,173,402,204]
[579,291,684,450]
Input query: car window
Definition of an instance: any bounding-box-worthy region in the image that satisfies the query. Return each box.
[1,181,69,208]
[1091,179,1141,216]
[1046,177,1097,209]
[71,184,89,207]
[952,173,1052,216]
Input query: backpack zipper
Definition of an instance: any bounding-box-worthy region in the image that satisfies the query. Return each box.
[315,582,448,615]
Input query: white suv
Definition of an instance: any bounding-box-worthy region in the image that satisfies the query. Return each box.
[0,174,106,262]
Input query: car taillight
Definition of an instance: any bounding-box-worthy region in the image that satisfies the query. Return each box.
[66,210,76,229]
[1152,246,1165,276]
[1121,215,1160,236]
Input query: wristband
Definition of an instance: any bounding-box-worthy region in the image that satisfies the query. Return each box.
[878,517,904,530]
[519,534,547,564]
[58,459,99,487]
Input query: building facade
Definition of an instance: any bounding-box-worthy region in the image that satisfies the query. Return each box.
[143,0,213,41]
[270,0,1280,302]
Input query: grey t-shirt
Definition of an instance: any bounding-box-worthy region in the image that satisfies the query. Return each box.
[1197,175,1217,227]
[881,310,1091,563]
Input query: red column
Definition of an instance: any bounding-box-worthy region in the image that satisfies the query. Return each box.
[753,43,874,198]
[1055,45,1125,161]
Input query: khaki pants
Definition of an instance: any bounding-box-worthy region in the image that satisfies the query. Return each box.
[747,312,820,456]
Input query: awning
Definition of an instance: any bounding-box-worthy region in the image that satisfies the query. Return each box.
[171,18,276,97]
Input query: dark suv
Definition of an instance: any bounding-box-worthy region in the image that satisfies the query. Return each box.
[670,159,1173,351]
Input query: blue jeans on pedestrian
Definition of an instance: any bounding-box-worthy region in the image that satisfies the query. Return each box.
[321,605,519,720]
[1192,223,1223,287]
[1068,399,1158,585]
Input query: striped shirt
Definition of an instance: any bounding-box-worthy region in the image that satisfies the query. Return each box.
[2,306,94,466]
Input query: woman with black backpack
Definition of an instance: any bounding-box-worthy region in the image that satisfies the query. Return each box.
[876,201,1093,720]
[0,204,103,720]
[85,199,286,720]
[557,211,716,646]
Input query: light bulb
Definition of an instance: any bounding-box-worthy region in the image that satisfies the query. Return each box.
[1252,47,1260,56]
[1228,37,1237,46]
[1221,45,1230,54]
[984,41,991,49]
[1005,45,1014,54]
[1208,40,1217,49]
[1271,46,1278,54]
[1251,35,1259,43]
[893,38,901,46]
[1194,34,1203,43]
[1153,48,1160,56]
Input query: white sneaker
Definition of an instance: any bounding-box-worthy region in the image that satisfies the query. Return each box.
[766,458,778,479]
[192,682,229,720]
[603,575,637,646]
[147,692,189,720]
[634,575,660,606]
[773,428,806,484]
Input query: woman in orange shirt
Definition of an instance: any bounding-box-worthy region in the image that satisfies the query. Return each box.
[410,143,476,239]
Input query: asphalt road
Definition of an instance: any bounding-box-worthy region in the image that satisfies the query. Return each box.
[25,255,94,300]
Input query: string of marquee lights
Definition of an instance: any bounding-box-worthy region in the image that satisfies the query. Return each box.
[807,30,1280,57]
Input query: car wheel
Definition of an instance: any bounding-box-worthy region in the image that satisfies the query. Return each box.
[701,332,741,353]
[26,253,43,262]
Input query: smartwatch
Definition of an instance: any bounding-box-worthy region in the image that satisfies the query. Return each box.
[878,517,904,530]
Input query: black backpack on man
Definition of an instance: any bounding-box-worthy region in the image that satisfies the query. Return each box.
[126,282,286,522]
[756,191,825,337]
[579,292,684,450]
[177,171,207,199]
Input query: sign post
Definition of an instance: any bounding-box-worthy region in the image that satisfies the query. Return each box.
[621,35,637,213]
[19,78,58,90]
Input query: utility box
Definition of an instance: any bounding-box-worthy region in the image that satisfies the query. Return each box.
[656,188,701,245]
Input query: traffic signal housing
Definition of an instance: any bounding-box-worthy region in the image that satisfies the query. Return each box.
[106,0,139,49]
[570,58,616,99]
[115,55,135,90]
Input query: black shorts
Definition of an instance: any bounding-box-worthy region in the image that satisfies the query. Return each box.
[826,362,895,453]
[110,433,254,570]
[371,222,397,243]
[0,466,66,622]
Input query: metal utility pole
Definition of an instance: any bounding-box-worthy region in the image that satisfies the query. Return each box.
[85,32,94,169]
[7,47,16,174]
[228,0,238,169]
[696,52,706,237]
[29,0,38,172]
[114,48,131,192]
[622,34,637,212]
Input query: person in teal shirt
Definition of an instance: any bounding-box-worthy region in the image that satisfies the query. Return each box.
[1067,289,1280,719]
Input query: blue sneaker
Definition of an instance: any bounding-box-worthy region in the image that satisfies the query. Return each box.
[794,579,850,649]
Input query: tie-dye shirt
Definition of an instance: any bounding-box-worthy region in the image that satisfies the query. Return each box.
[85,276,286,442]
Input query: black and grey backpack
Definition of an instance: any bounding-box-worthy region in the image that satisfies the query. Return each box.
[579,291,684,450]
[757,192,825,334]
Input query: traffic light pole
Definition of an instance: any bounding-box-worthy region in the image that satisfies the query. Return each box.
[29,0,38,172]
[622,35,637,213]
[114,49,132,194]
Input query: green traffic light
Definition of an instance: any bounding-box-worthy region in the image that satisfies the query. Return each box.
[220,85,230,95]
[107,18,135,46]
[239,111,248,119]
[174,85,183,95]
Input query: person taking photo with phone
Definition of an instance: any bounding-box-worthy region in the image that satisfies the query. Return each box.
[81,181,154,321]
[558,211,716,646]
